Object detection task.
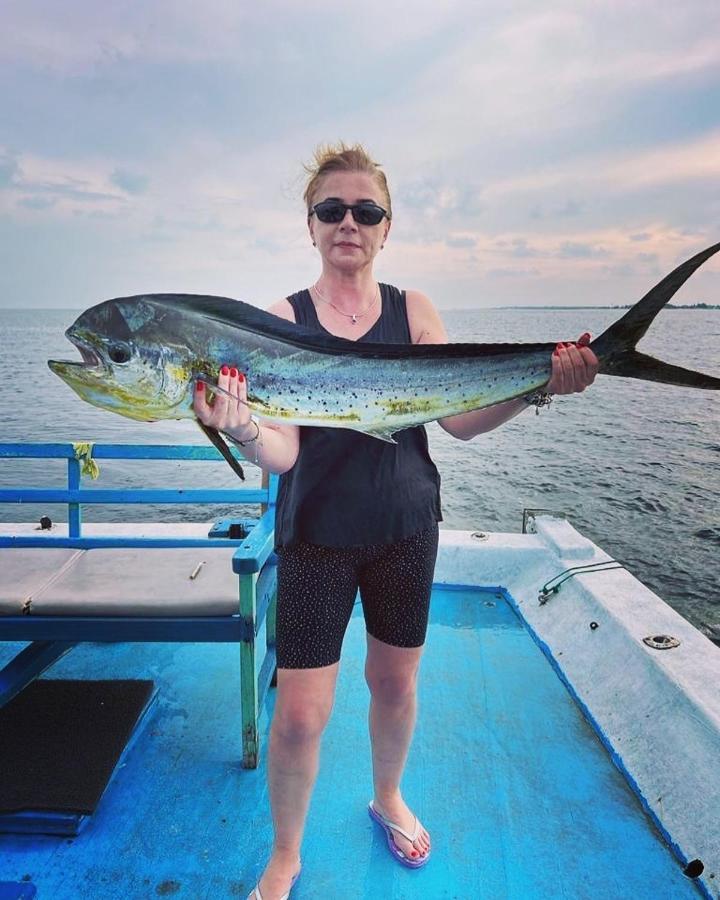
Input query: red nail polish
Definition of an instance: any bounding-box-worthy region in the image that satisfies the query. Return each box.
[579,332,591,343]
[411,851,418,858]
[553,350,559,357]
[238,372,245,382]
[196,381,204,391]
[220,365,229,376]
[230,367,238,378]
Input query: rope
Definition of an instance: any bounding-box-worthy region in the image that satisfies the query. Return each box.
[538,560,624,604]
[72,442,100,480]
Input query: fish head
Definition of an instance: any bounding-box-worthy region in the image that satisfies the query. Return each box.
[48,296,195,421]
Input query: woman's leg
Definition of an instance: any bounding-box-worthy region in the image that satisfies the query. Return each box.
[365,637,430,860]
[360,525,439,861]
[255,541,360,897]
[255,664,339,898]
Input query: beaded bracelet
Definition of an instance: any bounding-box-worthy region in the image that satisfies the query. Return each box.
[224,416,260,448]
[237,416,261,446]
[523,391,554,414]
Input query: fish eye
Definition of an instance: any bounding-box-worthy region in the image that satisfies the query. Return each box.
[108,342,132,364]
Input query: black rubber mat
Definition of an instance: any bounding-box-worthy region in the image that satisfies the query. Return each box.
[0,679,154,813]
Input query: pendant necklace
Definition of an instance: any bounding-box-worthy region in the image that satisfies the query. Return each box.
[312,281,380,325]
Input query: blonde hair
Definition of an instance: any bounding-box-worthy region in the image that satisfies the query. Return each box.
[303,142,392,219]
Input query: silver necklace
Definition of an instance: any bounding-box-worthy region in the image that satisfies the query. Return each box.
[312,281,380,325]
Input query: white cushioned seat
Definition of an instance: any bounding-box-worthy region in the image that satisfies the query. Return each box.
[0,549,85,615]
[0,548,241,617]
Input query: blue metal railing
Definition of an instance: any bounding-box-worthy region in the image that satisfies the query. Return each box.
[0,442,278,557]
[0,442,280,768]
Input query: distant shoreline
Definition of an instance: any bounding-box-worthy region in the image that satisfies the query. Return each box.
[495,303,720,311]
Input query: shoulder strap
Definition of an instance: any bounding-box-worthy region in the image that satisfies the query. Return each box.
[287,289,320,329]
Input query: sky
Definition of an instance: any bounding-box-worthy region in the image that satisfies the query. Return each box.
[1,0,719,311]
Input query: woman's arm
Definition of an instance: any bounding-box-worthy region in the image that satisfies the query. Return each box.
[192,298,301,474]
[405,289,599,441]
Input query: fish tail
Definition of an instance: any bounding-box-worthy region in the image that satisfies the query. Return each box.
[592,241,720,389]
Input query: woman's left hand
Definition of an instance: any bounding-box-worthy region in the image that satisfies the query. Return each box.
[547,332,599,395]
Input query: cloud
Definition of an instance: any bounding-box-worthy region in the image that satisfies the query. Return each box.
[487,267,541,278]
[1,1,719,308]
[531,202,584,222]
[0,151,21,186]
[556,241,609,259]
[445,235,476,249]
[1,1,468,72]
[482,130,720,201]
[397,176,483,217]
[0,153,135,219]
[509,238,541,259]
[18,195,55,210]
[110,168,149,194]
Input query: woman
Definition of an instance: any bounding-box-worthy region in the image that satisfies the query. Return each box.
[194,143,598,900]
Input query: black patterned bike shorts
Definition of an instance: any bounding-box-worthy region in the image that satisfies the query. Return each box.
[275,523,440,669]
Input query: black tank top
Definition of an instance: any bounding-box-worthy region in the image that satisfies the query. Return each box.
[275,283,442,548]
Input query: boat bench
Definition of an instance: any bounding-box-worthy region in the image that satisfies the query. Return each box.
[0,524,277,769]
[0,442,280,770]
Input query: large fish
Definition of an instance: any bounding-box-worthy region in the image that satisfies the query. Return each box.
[49,243,720,479]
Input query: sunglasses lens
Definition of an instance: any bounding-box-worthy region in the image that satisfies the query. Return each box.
[313,201,386,225]
[353,205,385,226]
[314,202,345,223]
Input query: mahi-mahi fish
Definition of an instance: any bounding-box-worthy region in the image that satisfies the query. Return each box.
[49,242,720,479]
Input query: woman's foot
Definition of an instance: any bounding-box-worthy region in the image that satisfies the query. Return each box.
[250,849,301,899]
[371,792,431,861]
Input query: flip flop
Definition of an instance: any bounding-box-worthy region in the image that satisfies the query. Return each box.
[249,864,301,900]
[368,801,430,869]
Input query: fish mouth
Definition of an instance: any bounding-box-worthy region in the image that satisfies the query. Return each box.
[48,332,109,386]
[48,331,106,375]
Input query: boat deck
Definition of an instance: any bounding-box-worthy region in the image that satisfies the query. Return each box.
[0,585,699,899]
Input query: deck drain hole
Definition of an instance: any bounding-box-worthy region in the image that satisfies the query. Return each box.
[589,621,599,630]
[683,859,704,878]
[642,634,680,649]
[471,531,489,541]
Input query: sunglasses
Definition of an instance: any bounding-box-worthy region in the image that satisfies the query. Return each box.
[310,200,389,226]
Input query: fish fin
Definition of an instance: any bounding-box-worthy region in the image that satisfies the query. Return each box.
[128,293,556,359]
[197,421,246,481]
[357,428,398,444]
[593,242,720,388]
[195,374,250,408]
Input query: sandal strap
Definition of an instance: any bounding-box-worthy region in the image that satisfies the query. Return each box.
[386,816,420,843]
[371,803,420,842]
[251,863,300,900]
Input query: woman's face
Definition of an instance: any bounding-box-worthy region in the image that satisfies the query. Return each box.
[308,171,391,273]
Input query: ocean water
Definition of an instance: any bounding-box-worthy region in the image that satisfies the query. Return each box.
[1,306,718,638]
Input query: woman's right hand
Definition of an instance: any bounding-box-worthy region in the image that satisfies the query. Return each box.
[193,365,256,441]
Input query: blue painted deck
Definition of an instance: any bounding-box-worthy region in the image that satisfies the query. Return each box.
[0,586,699,899]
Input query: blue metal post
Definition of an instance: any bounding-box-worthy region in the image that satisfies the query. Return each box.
[67,457,81,538]
[239,572,259,768]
